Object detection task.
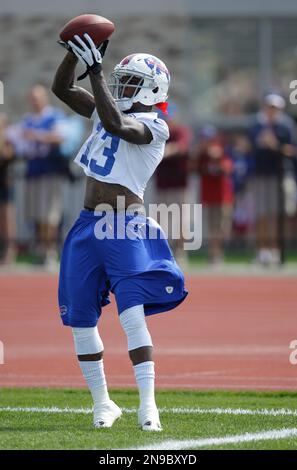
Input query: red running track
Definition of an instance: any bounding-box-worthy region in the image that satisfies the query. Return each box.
[0,274,297,390]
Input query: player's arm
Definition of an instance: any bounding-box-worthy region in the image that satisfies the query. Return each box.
[51,51,95,118]
[68,34,153,145]
[89,71,153,144]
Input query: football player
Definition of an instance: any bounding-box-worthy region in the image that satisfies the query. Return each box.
[52,34,187,431]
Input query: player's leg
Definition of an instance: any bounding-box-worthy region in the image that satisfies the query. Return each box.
[119,304,162,432]
[58,211,121,428]
[108,214,187,431]
[72,327,122,428]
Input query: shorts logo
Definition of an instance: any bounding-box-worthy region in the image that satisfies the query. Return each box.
[59,305,67,316]
[166,286,174,294]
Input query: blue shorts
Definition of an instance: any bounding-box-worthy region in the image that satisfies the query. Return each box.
[58,210,188,327]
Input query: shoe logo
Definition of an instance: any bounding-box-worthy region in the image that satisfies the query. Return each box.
[165,286,174,294]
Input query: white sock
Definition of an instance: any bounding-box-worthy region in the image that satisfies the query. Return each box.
[79,359,110,409]
[133,361,157,411]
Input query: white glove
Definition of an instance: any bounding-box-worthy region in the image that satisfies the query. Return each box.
[68,33,103,69]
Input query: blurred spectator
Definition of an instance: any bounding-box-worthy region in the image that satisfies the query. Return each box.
[194,126,234,264]
[53,114,86,184]
[21,85,66,269]
[155,109,192,263]
[228,134,255,238]
[58,115,86,162]
[0,113,16,264]
[249,91,297,265]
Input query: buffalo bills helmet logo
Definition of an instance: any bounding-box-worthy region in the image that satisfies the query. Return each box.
[144,57,170,82]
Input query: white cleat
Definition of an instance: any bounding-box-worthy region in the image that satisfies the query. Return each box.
[93,400,122,429]
[138,407,163,432]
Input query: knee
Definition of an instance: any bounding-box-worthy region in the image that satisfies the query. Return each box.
[119,305,153,351]
[72,327,104,360]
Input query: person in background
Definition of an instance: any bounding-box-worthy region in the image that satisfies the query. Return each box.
[55,114,86,183]
[21,85,66,269]
[228,134,255,242]
[194,126,234,264]
[249,91,297,265]
[0,113,16,264]
[154,109,192,264]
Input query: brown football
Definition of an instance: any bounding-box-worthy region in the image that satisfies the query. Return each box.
[60,14,115,46]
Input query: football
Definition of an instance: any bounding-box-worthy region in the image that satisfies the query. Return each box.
[59,14,115,46]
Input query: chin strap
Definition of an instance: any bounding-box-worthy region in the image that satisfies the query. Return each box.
[155,102,168,114]
[116,98,134,112]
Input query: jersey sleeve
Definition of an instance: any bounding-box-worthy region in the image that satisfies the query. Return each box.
[136,116,169,143]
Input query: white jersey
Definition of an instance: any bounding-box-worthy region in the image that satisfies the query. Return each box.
[74,110,169,200]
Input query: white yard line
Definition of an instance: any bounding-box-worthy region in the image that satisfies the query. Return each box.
[131,428,297,450]
[0,406,94,414]
[0,405,297,417]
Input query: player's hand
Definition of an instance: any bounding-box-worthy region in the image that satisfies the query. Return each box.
[68,34,109,80]
[98,40,109,58]
[68,34,104,69]
[57,40,74,53]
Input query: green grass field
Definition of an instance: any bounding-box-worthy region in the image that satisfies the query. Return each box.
[1,388,297,450]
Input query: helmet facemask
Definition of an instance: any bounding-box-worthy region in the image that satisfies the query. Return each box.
[108,70,155,111]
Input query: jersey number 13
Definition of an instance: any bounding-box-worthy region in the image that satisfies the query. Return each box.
[80,123,120,176]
